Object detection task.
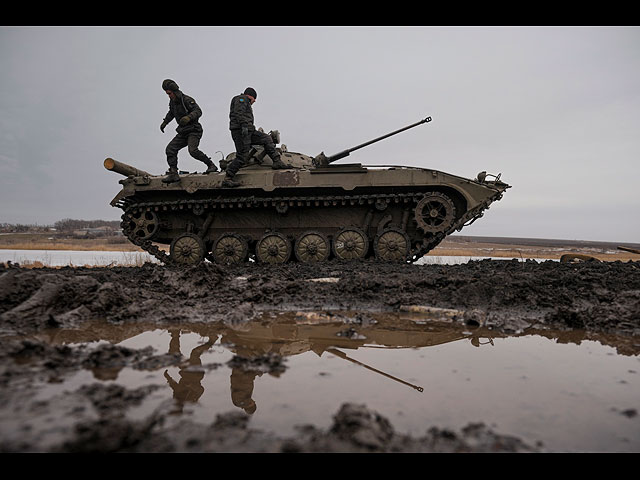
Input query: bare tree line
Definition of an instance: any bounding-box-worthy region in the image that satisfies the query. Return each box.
[1,219,120,233]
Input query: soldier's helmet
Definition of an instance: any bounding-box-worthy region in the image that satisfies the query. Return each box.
[162,79,180,92]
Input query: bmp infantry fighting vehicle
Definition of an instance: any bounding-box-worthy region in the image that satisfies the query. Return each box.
[105,117,510,266]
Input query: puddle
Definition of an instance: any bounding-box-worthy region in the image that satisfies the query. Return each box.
[7,311,640,452]
[0,249,158,267]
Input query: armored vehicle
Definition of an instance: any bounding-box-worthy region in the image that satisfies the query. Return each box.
[105,117,510,266]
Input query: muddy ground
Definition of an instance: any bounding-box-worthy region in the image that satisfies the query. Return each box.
[1,258,639,452]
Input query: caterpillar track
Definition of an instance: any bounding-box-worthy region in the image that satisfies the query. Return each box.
[116,179,507,266]
[106,118,511,266]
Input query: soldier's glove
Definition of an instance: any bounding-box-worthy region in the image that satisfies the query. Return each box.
[160,121,168,133]
[179,116,191,126]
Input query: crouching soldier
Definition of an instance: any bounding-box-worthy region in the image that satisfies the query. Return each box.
[222,87,288,188]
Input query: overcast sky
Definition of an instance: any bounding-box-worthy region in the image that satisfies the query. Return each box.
[1,26,639,243]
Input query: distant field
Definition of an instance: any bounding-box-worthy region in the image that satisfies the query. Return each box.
[1,232,639,262]
[431,235,640,262]
[0,233,143,252]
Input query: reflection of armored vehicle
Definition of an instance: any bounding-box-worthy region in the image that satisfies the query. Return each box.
[105,117,510,266]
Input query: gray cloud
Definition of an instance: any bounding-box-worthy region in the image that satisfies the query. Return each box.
[1,26,639,242]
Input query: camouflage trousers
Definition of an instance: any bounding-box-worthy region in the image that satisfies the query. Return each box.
[226,128,279,178]
[165,132,211,169]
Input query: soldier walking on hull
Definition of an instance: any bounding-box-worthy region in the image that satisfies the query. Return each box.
[221,87,288,188]
[160,79,218,184]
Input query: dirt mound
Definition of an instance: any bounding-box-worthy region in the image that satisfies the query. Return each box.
[2,259,639,336]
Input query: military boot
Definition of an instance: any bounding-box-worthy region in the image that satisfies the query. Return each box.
[271,156,289,170]
[205,162,219,174]
[221,175,242,188]
[162,167,180,184]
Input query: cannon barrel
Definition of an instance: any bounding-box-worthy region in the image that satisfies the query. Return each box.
[326,348,424,392]
[313,116,432,167]
[104,157,151,177]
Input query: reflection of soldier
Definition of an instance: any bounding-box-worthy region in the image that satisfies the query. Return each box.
[160,79,218,184]
[230,368,260,414]
[221,328,279,415]
[164,329,216,413]
[221,87,288,188]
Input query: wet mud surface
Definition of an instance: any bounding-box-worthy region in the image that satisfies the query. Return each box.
[1,259,639,452]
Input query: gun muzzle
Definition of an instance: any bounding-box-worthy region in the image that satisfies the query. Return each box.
[104,158,151,177]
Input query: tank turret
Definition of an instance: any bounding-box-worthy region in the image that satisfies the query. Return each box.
[105,117,510,266]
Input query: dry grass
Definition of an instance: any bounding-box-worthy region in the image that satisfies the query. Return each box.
[429,240,639,262]
[3,242,144,252]
[16,260,47,269]
[0,233,144,252]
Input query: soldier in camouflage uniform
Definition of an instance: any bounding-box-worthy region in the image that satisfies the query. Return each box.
[221,87,288,188]
[160,79,218,184]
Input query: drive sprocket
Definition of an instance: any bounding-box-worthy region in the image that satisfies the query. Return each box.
[414,193,456,234]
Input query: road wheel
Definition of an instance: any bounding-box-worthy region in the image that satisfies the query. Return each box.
[295,231,330,263]
[170,233,205,266]
[333,227,369,260]
[374,228,410,262]
[212,233,249,265]
[256,232,291,264]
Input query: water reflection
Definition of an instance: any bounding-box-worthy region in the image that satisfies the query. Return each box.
[164,329,216,413]
[10,310,637,452]
[156,313,466,414]
[29,310,639,419]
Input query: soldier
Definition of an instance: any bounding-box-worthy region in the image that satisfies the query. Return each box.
[160,79,218,184]
[221,87,288,188]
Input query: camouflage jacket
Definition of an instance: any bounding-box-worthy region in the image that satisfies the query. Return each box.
[163,92,203,134]
[229,94,255,131]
